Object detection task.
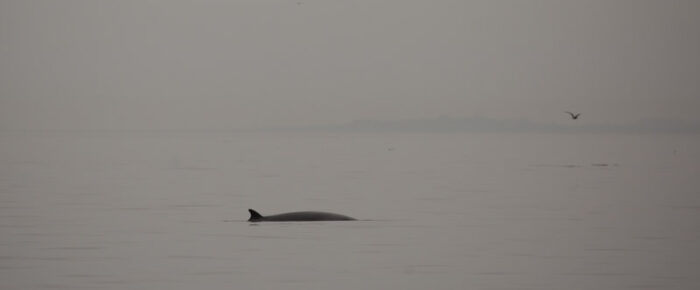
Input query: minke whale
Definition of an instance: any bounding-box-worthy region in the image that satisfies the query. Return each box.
[248,209,355,222]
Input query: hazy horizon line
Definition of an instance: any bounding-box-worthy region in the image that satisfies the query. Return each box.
[2,116,699,135]
[267,116,700,135]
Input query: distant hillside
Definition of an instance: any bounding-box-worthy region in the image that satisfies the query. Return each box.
[279,117,700,134]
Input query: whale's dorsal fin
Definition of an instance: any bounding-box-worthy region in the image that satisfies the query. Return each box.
[248,209,263,221]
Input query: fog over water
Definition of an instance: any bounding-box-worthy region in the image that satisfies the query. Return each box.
[1,0,700,131]
[2,1,700,289]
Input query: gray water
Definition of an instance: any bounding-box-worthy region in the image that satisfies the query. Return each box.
[1,131,699,290]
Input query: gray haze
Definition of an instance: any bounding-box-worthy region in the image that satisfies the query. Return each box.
[1,0,700,131]
[3,2,700,289]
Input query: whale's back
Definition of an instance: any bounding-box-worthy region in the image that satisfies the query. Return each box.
[248,209,355,222]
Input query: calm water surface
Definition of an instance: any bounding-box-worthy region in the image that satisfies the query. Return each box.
[1,132,699,289]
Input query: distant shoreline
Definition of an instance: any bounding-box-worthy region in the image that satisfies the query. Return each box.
[267,117,700,135]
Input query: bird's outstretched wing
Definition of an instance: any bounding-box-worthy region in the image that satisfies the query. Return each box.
[565,111,580,119]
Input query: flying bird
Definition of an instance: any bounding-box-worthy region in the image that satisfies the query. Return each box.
[565,111,581,120]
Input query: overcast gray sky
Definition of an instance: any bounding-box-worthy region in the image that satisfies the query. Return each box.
[1,0,699,131]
